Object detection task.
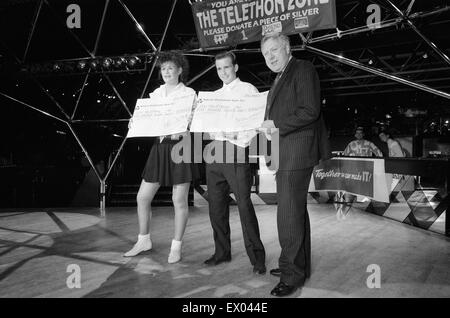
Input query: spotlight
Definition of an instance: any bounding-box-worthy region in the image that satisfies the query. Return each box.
[127,56,140,67]
[89,59,99,69]
[77,60,87,70]
[422,53,428,59]
[368,59,373,65]
[114,57,126,68]
[102,57,113,68]
[53,63,62,71]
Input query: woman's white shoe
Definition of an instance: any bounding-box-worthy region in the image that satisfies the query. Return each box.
[124,235,152,257]
[168,239,182,263]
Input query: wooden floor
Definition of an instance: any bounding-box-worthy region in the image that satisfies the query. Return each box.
[1,196,449,298]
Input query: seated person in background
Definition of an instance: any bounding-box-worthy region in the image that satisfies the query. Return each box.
[378,131,405,157]
[343,126,383,157]
[338,126,382,217]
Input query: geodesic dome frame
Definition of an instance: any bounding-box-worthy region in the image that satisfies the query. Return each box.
[0,0,449,215]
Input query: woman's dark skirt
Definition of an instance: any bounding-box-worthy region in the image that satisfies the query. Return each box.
[141,138,199,186]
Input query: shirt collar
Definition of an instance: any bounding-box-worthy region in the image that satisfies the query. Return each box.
[162,82,184,96]
[222,77,241,90]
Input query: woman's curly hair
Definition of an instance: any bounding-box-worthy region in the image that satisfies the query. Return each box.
[156,50,189,83]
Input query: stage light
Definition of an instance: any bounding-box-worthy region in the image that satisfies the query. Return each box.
[89,59,99,69]
[53,63,62,71]
[102,57,113,68]
[368,59,373,65]
[114,57,126,67]
[423,53,428,59]
[77,60,87,70]
[127,56,140,67]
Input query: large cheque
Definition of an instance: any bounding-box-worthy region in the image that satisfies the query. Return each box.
[127,93,195,138]
[190,91,268,132]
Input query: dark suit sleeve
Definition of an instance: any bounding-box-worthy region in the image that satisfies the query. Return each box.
[273,61,321,136]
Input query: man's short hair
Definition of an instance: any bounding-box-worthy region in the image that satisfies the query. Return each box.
[215,51,237,65]
[260,32,290,49]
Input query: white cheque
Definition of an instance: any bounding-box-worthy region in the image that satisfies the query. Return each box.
[190,91,268,133]
[127,93,195,138]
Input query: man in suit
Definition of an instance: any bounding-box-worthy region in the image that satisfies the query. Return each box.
[260,33,330,296]
[203,51,266,275]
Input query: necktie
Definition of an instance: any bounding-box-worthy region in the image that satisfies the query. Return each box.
[274,72,282,86]
[265,72,282,120]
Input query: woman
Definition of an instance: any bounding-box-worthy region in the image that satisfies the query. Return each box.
[124,51,196,263]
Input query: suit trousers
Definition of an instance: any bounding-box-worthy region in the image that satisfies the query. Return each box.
[206,162,265,267]
[276,167,314,286]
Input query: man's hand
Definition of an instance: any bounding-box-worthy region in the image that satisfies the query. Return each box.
[261,120,275,128]
[259,120,276,139]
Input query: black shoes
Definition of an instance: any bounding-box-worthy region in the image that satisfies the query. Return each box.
[204,255,231,266]
[270,282,298,297]
[253,265,266,275]
[270,268,281,277]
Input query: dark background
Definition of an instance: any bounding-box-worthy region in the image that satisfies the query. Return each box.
[0,0,449,207]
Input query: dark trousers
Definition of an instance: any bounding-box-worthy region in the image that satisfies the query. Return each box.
[276,167,314,286]
[206,162,265,267]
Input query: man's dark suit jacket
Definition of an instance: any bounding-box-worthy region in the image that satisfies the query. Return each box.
[266,58,330,170]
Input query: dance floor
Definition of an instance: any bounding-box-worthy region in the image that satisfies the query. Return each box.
[0,194,449,298]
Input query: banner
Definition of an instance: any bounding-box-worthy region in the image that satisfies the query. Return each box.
[127,93,195,138]
[190,91,268,132]
[191,0,337,48]
[308,158,391,202]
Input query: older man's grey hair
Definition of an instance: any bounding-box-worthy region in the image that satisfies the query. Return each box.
[260,32,291,50]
